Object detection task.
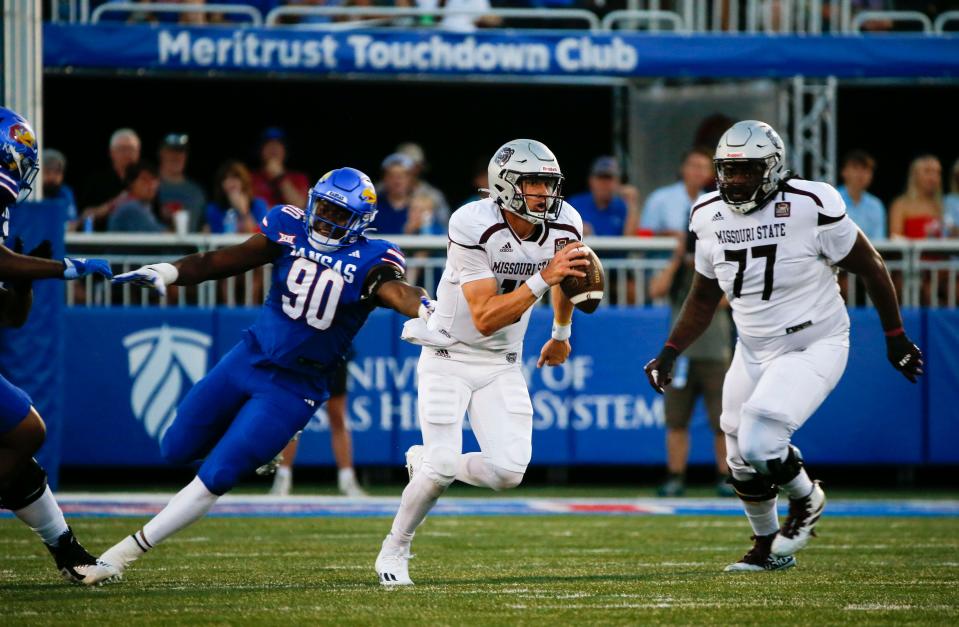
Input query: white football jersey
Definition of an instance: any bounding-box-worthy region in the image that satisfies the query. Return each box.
[430,197,583,353]
[690,178,859,355]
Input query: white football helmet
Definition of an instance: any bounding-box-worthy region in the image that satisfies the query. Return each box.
[486,139,564,224]
[714,120,788,214]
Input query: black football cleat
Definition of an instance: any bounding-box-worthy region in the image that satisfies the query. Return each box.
[45,527,100,584]
[724,533,796,572]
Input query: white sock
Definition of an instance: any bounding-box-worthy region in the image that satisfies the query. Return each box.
[275,466,292,481]
[455,453,497,488]
[337,467,356,488]
[13,486,69,546]
[386,472,446,550]
[742,498,780,536]
[782,469,814,500]
[140,476,219,547]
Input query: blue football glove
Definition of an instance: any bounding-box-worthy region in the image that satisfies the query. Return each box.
[112,263,178,297]
[63,257,113,280]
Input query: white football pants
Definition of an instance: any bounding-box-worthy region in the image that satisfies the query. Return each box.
[417,347,533,486]
[721,331,849,479]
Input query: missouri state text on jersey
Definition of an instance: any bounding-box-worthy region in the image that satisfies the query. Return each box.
[689,178,859,344]
[245,204,406,388]
[430,197,583,352]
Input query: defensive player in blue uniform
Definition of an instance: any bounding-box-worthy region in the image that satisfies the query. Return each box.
[0,106,113,584]
[85,167,433,584]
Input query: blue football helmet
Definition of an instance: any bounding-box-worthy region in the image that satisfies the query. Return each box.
[305,167,378,251]
[0,106,39,204]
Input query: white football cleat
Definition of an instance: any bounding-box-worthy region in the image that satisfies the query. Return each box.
[82,534,146,586]
[375,536,414,586]
[405,445,425,482]
[772,481,826,556]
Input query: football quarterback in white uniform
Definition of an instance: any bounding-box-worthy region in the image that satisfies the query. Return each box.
[644,121,923,572]
[376,139,589,586]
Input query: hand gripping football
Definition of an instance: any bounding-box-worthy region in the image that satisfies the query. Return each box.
[560,245,605,313]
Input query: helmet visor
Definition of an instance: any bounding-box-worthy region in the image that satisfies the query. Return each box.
[716,159,767,203]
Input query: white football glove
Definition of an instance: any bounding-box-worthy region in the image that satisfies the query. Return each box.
[112,263,179,297]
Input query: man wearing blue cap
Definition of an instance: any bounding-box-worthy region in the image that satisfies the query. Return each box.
[566,156,636,236]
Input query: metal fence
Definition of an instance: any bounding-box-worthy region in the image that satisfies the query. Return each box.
[64,233,959,309]
[53,0,959,35]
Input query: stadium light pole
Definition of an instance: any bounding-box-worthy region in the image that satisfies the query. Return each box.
[2,0,44,199]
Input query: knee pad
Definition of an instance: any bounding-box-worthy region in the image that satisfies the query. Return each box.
[0,457,47,511]
[198,461,241,496]
[423,445,459,487]
[489,466,525,491]
[728,474,777,503]
[762,445,805,485]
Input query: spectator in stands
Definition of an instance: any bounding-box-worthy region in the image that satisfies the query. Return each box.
[838,150,887,241]
[566,156,638,236]
[251,127,309,208]
[206,160,269,234]
[890,155,943,239]
[405,191,444,235]
[108,161,165,233]
[79,128,141,230]
[944,158,959,237]
[157,133,206,233]
[649,234,733,498]
[640,147,714,236]
[374,153,416,234]
[41,149,78,229]
[396,141,450,224]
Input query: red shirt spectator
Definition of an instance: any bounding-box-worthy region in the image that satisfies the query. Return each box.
[251,127,309,208]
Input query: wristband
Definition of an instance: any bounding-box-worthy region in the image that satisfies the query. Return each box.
[525,272,549,299]
[884,327,905,338]
[146,262,179,286]
[551,320,572,341]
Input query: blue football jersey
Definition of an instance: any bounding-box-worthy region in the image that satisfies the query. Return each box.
[243,204,407,384]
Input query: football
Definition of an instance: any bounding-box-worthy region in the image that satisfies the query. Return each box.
[560,245,605,313]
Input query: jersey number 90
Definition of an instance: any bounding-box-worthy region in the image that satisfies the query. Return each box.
[282,258,344,330]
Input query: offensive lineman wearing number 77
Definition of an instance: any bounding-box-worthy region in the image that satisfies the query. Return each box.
[644,121,923,573]
[82,167,435,585]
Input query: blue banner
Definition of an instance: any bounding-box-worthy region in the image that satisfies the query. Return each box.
[59,306,937,469]
[44,24,959,79]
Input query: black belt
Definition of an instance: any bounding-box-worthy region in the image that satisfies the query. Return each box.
[785,320,813,335]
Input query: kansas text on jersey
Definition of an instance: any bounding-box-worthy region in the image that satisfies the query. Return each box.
[245,204,406,388]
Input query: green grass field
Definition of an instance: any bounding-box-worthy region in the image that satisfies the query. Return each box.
[2,511,958,625]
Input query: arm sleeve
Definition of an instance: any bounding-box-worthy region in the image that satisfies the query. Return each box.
[361,262,407,301]
[816,185,859,264]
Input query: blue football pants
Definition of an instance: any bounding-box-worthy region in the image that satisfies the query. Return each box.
[160,342,323,495]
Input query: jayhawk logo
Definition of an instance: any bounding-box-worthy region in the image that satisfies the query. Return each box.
[9,123,36,151]
[360,187,377,205]
[319,170,333,183]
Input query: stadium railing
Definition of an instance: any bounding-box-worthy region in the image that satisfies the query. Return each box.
[56,0,953,35]
[63,234,959,309]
